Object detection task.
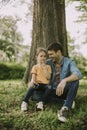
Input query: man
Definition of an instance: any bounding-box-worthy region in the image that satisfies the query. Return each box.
[46,42,82,122]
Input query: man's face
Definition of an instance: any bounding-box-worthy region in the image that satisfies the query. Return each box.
[48,50,59,62]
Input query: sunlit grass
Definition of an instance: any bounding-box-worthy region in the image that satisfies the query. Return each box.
[0,79,87,130]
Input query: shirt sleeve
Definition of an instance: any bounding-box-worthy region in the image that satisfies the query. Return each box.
[70,60,82,79]
[31,65,37,74]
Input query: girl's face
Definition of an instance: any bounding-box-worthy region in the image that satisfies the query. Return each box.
[36,51,47,64]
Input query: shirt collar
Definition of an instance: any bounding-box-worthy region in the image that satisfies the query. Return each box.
[54,56,63,66]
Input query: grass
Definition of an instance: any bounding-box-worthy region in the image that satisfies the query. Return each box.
[0,79,87,130]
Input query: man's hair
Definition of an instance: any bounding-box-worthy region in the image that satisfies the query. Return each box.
[47,42,62,52]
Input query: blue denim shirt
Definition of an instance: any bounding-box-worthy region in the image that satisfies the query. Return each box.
[46,56,82,88]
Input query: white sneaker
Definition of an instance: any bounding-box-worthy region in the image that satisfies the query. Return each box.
[58,106,69,123]
[36,101,44,110]
[21,101,28,111]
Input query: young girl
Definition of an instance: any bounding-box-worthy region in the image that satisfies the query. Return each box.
[21,47,52,111]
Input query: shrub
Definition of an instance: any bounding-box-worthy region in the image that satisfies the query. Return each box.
[0,63,25,80]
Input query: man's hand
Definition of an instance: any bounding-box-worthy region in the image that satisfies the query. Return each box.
[56,79,67,96]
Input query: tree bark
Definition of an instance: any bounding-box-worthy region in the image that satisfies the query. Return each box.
[23,0,68,84]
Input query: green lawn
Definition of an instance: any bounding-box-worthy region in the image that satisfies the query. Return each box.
[0,79,87,130]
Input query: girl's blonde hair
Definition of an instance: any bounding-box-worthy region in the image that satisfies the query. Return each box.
[36,47,47,56]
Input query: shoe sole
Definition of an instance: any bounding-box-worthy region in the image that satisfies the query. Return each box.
[58,113,67,123]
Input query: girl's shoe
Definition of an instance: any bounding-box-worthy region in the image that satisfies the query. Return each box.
[36,101,44,110]
[21,101,28,111]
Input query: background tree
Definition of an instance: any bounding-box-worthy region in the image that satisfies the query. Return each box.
[0,39,15,61]
[0,16,23,61]
[67,31,75,56]
[66,0,87,62]
[66,0,87,23]
[24,0,68,84]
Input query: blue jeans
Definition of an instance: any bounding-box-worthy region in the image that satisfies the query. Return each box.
[53,80,79,109]
[23,84,51,104]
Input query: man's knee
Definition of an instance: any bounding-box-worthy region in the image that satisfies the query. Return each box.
[64,80,79,94]
[71,80,79,88]
[67,80,79,88]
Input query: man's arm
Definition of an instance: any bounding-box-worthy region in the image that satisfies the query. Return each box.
[63,74,79,83]
[56,58,82,96]
[56,74,79,96]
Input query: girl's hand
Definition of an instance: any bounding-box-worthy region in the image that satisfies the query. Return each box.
[42,64,51,80]
[28,80,36,88]
[28,74,36,88]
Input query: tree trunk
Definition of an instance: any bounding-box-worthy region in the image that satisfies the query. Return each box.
[23,0,68,84]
